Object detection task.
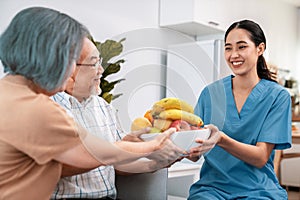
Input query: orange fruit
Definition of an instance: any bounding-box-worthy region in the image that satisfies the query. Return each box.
[144,110,154,123]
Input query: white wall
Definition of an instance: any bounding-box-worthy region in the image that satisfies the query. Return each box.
[0,0,160,40]
[0,0,299,130]
[0,0,299,77]
[0,0,195,131]
[297,8,300,79]
[217,0,299,74]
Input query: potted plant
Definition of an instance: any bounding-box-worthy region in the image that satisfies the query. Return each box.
[90,37,126,103]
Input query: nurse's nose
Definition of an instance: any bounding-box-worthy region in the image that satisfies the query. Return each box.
[231,48,240,58]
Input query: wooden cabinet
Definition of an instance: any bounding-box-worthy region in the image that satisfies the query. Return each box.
[279,116,300,187]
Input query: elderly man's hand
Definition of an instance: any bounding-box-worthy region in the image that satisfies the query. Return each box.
[146,128,185,168]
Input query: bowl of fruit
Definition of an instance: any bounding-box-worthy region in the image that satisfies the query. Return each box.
[131,97,211,151]
[140,128,211,151]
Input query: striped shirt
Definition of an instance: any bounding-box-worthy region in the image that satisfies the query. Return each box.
[51,92,125,199]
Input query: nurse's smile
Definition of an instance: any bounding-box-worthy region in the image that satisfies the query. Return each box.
[231,61,244,68]
[232,61,243,66]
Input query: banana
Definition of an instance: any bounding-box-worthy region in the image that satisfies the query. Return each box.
[159,109,203,127]
[153,118,173,131]
[151,97,194,116]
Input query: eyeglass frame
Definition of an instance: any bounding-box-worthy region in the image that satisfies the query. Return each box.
[76,57,102,68]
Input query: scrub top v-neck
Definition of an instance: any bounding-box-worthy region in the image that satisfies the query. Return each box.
[189,75,291,200]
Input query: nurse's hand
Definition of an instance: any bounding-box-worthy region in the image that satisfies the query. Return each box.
[186,124,222,160]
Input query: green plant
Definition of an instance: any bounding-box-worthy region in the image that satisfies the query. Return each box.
[91,37,126,103]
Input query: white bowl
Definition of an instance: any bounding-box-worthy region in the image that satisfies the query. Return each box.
[141,129,211,151]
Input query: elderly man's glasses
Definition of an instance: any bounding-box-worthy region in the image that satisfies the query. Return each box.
[76,58,102,68]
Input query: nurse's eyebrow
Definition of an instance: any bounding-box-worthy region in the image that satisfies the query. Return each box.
[236,41,248,44]
[225,41,248,46]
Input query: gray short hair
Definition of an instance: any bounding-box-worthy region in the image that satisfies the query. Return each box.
[0,7,89,91]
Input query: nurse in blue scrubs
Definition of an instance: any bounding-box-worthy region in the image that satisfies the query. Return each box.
[187,20,291,200]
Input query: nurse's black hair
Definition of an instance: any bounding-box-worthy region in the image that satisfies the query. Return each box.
[224,20,277,82]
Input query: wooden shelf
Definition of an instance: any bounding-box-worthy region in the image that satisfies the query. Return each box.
[292,114,300,122]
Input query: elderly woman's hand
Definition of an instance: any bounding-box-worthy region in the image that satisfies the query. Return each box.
[122,127,151,142]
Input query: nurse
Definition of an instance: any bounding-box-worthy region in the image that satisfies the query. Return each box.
[187,20,291,199]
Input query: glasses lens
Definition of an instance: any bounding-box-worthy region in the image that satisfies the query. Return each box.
[95,60,101,67]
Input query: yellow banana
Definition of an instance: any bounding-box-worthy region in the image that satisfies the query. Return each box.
[159,109,203,127]
[153,118,173,131]
[151,97,194,116]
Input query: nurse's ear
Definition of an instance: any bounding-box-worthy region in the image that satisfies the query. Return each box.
[257,42,265,56]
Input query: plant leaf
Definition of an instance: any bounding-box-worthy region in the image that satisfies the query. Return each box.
[102,92,113,103]
[100,79,110,93]
[101,92,123,103]
[112,93,123,100]
[100,78,125,93]
[100,38,125,68]
[90,37,126,104]
[102,60,125,78]
[102,59,125,71]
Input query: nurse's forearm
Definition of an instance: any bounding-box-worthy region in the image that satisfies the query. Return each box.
[218,133,274,168]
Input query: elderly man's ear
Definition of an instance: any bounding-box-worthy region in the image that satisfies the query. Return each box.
[65,76,76,94]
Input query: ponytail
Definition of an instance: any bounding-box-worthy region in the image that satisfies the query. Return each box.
[257,55,277,82]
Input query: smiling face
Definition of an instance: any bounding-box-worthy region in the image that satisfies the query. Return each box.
[65,37,104,102]
[224,28,265,78]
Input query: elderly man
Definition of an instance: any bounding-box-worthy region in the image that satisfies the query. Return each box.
[51,37,177,199]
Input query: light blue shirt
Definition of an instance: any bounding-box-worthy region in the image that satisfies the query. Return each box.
[189,75,291,200]
[51,92,125,199]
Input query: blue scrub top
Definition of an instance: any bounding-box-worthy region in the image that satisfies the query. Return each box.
[189,75,292,200]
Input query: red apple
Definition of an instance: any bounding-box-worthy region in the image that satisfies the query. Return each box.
[169,120,191,131]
